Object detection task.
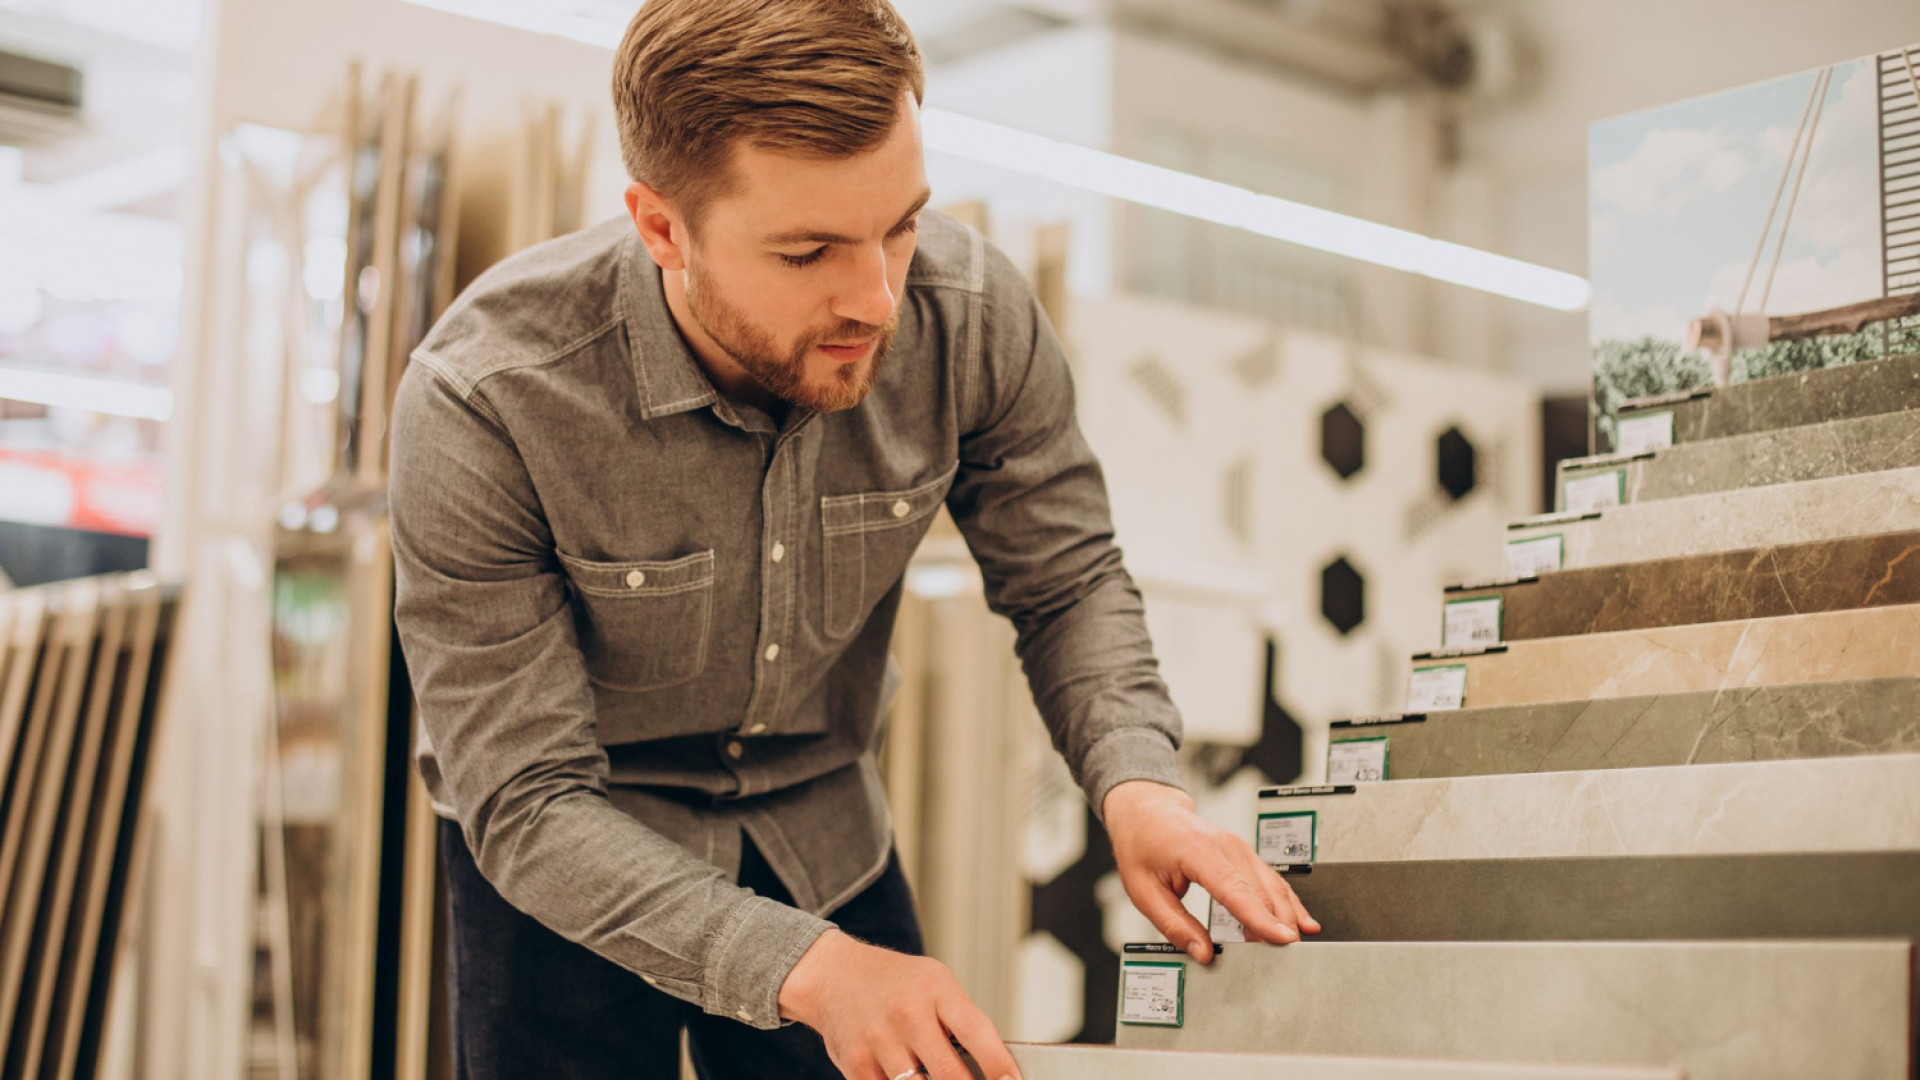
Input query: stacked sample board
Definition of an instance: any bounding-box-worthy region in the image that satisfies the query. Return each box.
[0,574,177,1080]
[1108,351,1920,1077]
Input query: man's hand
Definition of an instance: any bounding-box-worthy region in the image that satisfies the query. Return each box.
[778,929,1023,1080]
[1103,779,1320,962]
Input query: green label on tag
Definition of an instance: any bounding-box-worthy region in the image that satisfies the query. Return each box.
[1256,810,1316,864]
[1407,663,1468,711]
[1327,735,1389,784]
[1562,467,1627,514]
[1505,533,1564,578]
[1119,960,1185,1026]
[1442,595,1503,650]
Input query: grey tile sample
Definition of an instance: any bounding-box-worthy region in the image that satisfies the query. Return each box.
[1114,940,1915,1080]
[1339,676,1920,780]
[1615,350,1920,446]
[1508,465,1920,570]
[1561,407,1920,508]
[1287,852,1920,945]
[984,1043,1681,1080]
[1258,753,1920,863]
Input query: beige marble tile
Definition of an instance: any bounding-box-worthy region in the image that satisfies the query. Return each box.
[1257,752,1920,863]
[1427,602,1920,710]
[1509,465,1920,570]
[1115,940,1915,1080]
[987,1044,1681,1080]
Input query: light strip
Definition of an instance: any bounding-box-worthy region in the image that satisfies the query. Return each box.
[391,0,1589,310]
[923,109,1589,311]
[0,368,174,421]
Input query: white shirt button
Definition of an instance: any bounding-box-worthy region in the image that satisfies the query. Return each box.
[642,975,658,987]
[764,644,780,662]
[624,570,646,588]
[748,723,768,734]
[770,542,786,563]
[891,500,911,518]
[726,739,744,760]
[735,1009,753,1023]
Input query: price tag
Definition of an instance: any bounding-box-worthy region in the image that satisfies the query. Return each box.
[1406,663,1468,711]
[1442,596,1503,650]
[1256,811,1316,865]
[1562,468,1626,514]
[1505,534,1564,578]
[1119,961,1185,1026]
[1207,897,1245,943]
[1327,736,1388,784]
[1615,409,1675,455]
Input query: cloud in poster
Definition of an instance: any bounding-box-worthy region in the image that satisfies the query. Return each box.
[1592,129,1749,216]
[1587,57,1883,346]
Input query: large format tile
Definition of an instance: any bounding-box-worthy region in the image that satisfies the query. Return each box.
[1419,602,1920,710]
[1333,676,1920,780]
[1613,350,1920,447]
[974,1043,1681,1080]
[1560,407,1920,508]
[1114,940,1914,1080]
[1506,466,1920,571]
[1451,529,1920,640]
[1287,851,1920,945]
[1255,753,1920,864]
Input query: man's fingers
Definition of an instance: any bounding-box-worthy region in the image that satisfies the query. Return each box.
[1125,868,1214,961]
[1191,846,1297,945]
[937,995,1021,1080]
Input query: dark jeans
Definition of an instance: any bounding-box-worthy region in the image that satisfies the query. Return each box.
[440,820,925,1080]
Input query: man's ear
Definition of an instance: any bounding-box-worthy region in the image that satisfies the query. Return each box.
[626,182,687,272]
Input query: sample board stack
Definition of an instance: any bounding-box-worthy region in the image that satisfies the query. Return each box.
[1088,348,1920,1080]
[0,574,177,1080]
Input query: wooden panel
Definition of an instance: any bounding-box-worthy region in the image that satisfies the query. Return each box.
[0,583,101,1065]
[0,592,51,812]
[50,580,167,1080]
[6,582,126,1080]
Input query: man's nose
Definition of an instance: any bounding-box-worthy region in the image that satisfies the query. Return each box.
[832,244,896,329]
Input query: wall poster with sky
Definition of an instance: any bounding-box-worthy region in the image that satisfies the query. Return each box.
[1587,43,1920,450]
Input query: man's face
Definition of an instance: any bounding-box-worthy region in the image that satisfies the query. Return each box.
[680,95,929,413]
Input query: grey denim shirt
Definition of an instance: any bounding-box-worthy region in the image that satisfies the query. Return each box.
[389,210,1185,1030]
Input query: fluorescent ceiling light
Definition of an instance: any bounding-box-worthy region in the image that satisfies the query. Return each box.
[923,109,1589,311]
[392,0,1588,310]
[0,367,174,420]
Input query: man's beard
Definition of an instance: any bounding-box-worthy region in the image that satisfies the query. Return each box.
[684,263,896,414]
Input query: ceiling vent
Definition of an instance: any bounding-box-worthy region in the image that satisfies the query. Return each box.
[0,49,84,146]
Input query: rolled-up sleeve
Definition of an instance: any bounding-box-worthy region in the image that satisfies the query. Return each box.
[389,357,827,1028]
[942,247,1187,819]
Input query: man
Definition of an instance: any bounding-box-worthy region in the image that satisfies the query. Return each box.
[389,1,1317,1078]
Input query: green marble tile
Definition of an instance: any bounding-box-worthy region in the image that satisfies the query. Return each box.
[1562,407,1920,509]
[1614,350,1920,447]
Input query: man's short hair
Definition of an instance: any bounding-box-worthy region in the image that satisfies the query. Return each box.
[613,0,926,228]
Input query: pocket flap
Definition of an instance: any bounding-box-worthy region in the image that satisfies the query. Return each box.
[821,463,959,536]
[557,549,715,597]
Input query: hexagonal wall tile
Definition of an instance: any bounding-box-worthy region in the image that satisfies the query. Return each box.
[1319,401,1365,480]
[1319,556,1366,636]
[1437,425,1478,501]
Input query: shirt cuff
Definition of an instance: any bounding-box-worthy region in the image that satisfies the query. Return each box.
[702,892,833,1030]
[1080,728,1186,824]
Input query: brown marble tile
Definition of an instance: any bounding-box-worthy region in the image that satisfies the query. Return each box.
[1450,528,1920,640]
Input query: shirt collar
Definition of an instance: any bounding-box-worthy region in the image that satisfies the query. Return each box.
[619,231,722,421]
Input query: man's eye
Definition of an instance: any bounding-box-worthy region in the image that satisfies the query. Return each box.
[779,247,827,268]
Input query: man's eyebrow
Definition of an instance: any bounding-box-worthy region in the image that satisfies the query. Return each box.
[760,189,932,246]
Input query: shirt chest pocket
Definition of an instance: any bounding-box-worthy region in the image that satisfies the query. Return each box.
[820,463,959,640]
[557,549,715,692]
